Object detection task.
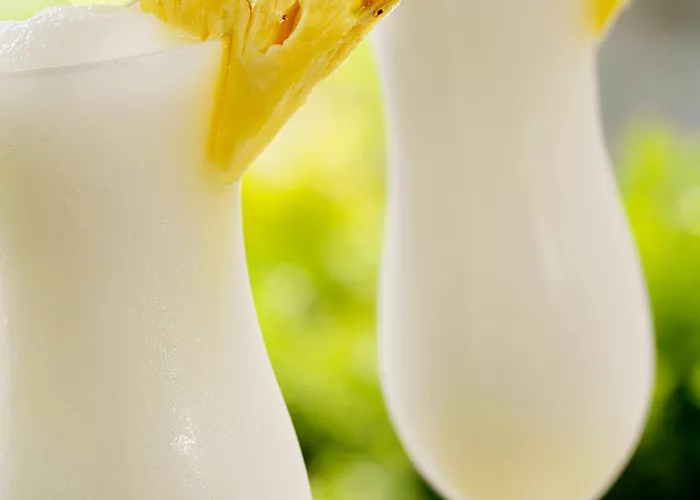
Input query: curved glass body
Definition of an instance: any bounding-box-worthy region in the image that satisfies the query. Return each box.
[374,2,654,499]
[0,42,311,499]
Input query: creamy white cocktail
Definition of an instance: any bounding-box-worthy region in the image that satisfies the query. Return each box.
[375,1,653,499]
[0,7,311,498]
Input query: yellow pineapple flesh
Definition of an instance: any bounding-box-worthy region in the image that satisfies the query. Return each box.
[140,0,400,182]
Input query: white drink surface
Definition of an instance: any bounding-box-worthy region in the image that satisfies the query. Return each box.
[0,7,311,499]
[375,2,654,500]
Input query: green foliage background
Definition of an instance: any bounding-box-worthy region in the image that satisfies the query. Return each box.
[3,2,700,498]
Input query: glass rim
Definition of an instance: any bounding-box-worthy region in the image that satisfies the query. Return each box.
[0,38,220,79]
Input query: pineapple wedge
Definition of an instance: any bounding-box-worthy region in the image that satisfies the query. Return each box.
[141,0,400,182]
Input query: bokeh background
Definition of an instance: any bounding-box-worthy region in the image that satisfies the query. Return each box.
[4,0,700,498]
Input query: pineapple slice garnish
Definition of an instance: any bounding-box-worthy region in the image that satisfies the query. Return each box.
[140,0,400,182]
[591,0,629,36]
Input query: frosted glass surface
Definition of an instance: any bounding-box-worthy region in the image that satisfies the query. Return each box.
[0,6,190,71]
